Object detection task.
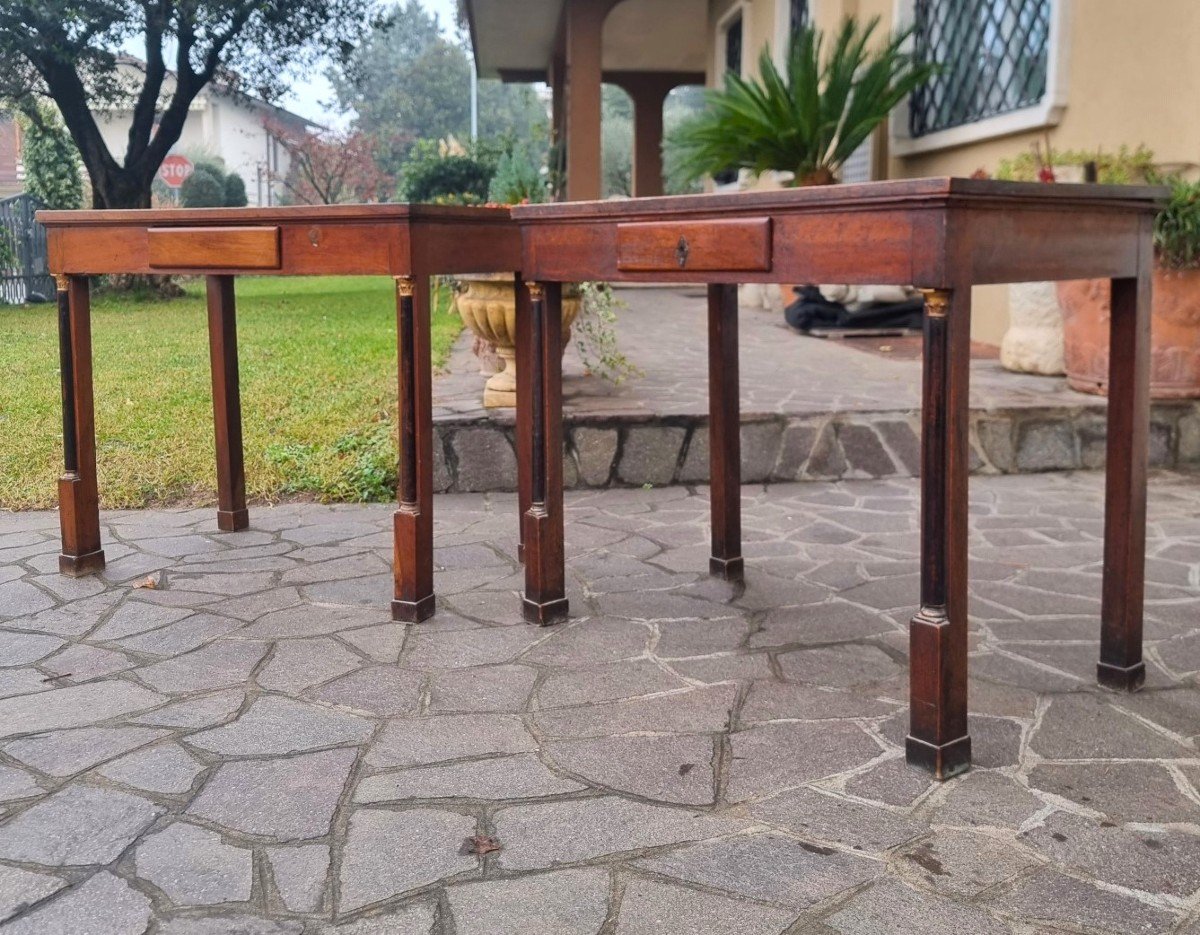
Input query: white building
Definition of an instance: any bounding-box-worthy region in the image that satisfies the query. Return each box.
[94,59,314,206]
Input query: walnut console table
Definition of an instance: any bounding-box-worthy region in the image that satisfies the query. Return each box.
[512,178,1164,778]
[38,203,519,623]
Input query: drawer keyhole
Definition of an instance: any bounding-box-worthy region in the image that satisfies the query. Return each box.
[675,236,689,268]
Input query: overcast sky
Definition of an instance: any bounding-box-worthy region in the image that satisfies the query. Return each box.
[279,0,463,125]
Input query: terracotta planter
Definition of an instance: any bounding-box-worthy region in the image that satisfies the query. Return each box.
[1057,267,1200,398]
[455,273,581,408]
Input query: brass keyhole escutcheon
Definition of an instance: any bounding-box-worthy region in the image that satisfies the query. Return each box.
[675,236,689,268]
[308,227,321,247]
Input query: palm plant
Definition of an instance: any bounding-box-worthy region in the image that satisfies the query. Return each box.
[670,17,936,187]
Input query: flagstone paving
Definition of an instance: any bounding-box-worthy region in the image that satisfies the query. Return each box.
[0,471,1198,933]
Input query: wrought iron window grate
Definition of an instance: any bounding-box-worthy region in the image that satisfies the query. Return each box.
[724,14,743,76]
[909,0,1051,137]
[791,0,809,34]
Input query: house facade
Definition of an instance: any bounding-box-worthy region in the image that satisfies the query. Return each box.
[93,61,312,207]
[464,0,1200,342]
[712,0,1199,179]
[0,116,21,198]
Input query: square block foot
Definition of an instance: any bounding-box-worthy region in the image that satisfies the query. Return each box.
[392,594,436,623]
[906,733,972,781]
[1097,660,1146,692]
[709,555,744,581]
[59,549,106,577]
[523,596,569,626]
[216,508,250,532]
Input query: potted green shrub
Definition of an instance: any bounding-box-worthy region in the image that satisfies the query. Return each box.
[1057,175,1200,398]
[996,144,1156,187]
[670,17,935,188]
[399,140,495,205]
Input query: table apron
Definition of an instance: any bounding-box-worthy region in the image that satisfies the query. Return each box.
[521,206,1147,286]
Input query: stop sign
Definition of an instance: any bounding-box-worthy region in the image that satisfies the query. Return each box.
[158,154,194,189]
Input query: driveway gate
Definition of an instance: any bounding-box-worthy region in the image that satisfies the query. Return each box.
[0,193,53,305]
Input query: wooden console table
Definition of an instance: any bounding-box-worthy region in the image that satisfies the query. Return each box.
[512,178,1164,778]
[38,203,518,623]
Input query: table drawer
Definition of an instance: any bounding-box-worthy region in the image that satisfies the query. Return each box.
[616,218,772,273]
[147,226,282,270]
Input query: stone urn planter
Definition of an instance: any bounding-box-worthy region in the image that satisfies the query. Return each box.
[1000,281,1065,375]
[455,274,582,408]
[1057,268,1200,398]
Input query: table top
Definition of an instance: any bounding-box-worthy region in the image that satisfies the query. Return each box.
[513,178,1166,288]
[512,177,1166,221]
[37,202,513,228]
[39,203,519,278]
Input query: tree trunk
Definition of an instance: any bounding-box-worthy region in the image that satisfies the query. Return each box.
[87,165,179,295]
[89,167,155,210]
[40,70,157,212]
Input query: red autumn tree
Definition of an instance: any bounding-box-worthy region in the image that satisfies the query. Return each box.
[265,119,392,205]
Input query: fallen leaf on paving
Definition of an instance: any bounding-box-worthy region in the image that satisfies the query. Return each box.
[460,835,502,856]
[133,574,160,589]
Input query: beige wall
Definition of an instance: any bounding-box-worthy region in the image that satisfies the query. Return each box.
[702,0,1200,343]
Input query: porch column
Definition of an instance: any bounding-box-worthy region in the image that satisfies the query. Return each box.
[550,54,567,199]
[565,0,611,201]
[612,72,705,198]
[613,74,677,198]
[550,55,566,146]
[631,83,667,197]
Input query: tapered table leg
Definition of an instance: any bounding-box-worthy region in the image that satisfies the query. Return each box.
[57,274,105,576]
[906,287,971,779]
[1097,268,1152,690]
[515,272,532,564]
[708,283,743,580]
[522,281,568,625]
[206,275,248,532]
[392,273,436,622]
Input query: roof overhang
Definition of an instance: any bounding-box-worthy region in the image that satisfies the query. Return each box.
[463,0,708,81]
[462,0,565,80]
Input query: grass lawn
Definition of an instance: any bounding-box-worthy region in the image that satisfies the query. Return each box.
[0,276,463,510]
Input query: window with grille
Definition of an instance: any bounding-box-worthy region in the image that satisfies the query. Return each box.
[714,12,744,186]
[724,13,743,76]
[790,0,808,34]
[908,0,1052,138]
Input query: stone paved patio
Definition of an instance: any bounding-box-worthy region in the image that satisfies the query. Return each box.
[1,471,1200,933]
[429,288,1200,492]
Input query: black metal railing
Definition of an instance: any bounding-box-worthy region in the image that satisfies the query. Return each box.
[909,0,1051,138]
[0,193,54,305]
